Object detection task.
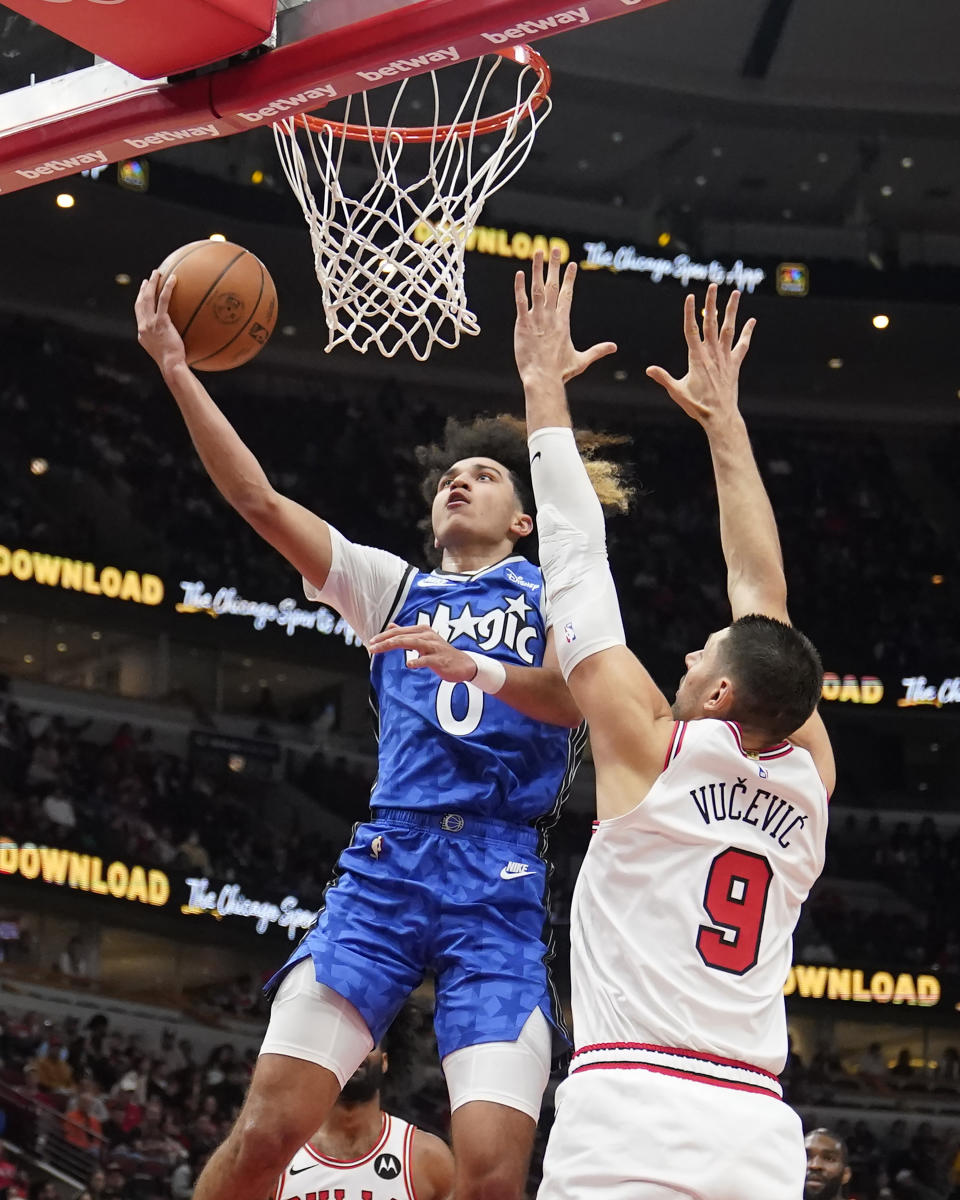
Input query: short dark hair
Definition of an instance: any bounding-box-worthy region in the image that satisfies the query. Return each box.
[720,614,823,744]
[806,1127,848,1165]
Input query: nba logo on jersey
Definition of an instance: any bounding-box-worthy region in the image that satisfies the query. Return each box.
[563,620,576,643]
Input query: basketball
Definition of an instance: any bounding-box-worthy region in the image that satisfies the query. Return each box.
[155,240,278,371]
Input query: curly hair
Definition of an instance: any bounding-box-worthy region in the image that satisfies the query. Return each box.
[415,413,633,561]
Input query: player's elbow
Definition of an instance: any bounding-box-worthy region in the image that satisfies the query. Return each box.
[233,484,283,528]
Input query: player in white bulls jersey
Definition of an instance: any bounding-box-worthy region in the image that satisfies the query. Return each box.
[514,252,835,1199]
[274,1042,452,1200]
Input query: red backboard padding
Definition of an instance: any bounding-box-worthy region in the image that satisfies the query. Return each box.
[3,0,277,80]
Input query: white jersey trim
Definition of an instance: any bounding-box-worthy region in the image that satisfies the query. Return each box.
[571,1043,783,1100]
[302,1112,391,1168]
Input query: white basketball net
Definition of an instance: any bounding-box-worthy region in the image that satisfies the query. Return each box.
[273,53,551,361]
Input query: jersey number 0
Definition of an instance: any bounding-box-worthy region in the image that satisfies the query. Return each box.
[696,847,773,976]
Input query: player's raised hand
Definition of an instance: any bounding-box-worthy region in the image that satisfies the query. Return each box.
[645,283,756,427]
[368,624,479,684]
[135,270,186,372]
[514,248,617,386]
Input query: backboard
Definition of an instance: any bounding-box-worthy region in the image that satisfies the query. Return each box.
[0,0,671,196]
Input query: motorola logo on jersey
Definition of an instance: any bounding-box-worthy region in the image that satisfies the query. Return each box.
[373,1153,402,1179]
[412,593,539,663]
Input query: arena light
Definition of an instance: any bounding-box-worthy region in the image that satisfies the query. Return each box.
[657,232,671,248]
[23,654,33,664]
[56,642,67,652]
[250,169,265,184]
[91,631,102,641]
[931,574,944,586]
[30,457,48,475]
[56,193,75,209]
[115,273,132,286]
[872,314,890,330]
[828,358,843,370]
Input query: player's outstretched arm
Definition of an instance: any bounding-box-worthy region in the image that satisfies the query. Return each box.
[646,285,834,791]
[515,251,676,808]
[135,270,334,591]
[367,624,582,727]
[410,1129,455,1200]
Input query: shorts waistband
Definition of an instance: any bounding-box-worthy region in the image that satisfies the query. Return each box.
[371,807,539,850]
[570,1043,783,1100]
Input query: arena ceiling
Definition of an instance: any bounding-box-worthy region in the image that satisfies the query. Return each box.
[0,0,958,414]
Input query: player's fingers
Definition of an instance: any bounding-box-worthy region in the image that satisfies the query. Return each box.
[681,294,701,348]
[557,260,578,312]
[719,289,741,347]
[156,274,177,318]
[514,270,530,317]
[530,250,545,306]
[580,341,618,370]
[546,247,562,297]
[645,365,681,393]
[703,283,719,344]
[732,316,757,363]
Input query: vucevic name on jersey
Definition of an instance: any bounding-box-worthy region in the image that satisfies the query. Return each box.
[370,556,582,824]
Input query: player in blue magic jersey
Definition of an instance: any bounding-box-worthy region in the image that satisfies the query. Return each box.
[135,273,627,1200]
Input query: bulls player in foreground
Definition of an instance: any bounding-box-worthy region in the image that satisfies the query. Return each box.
[136,272,628,1200]
[514,252,834,1199]
[274,1041,453,1200]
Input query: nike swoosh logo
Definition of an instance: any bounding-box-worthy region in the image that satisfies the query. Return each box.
[530,451,542,464]
[499,865,534,880]
[289,1164,316,1176]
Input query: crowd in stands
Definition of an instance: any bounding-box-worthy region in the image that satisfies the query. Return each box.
[2,314,959,695]
[0,699,347,913]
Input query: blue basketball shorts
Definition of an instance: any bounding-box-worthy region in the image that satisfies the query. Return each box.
[264,808,565,1060]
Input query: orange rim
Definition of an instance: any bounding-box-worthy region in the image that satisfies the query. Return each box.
[295,45,550,143]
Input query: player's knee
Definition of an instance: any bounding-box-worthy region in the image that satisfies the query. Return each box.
[455,1157,523,1200]
[230,1112,302,1176]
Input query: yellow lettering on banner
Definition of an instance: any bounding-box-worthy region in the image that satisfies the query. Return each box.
[872,971,895,1003]
[106,861,128,898]
[119,571,139,601]
[792,964,828,999]
[861,677,884,704]
[149,870,170,906]
[69,853,91,889]
[475,227,498,255]
[0,546,9,575]
[19,846,40,878]
[783,968,796,997]
[513,231,532,258]
[918,976,941,1006]
[83,562,102,595]
[1,841,170,907]
[127,866,148,904]
[827,967,851,1001]
[495,228,512,257]
[839,676,861,702]
[852,970,872,1002]
[90,857,109,895]
[32,554,62,585]
[549,237,570,263]
[141,575,164,605]
[61,558,83,590]
[894,973,917,1005]
[40,847,70,885]
[12,549,32,580]
[101,566,122,598]
[822,673,840,700]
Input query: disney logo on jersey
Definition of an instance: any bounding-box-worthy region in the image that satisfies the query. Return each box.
[412,593,540,664]
[504,567,540,593]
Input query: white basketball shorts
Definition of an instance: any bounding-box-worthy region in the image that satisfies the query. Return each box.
[538,1059,805,1200]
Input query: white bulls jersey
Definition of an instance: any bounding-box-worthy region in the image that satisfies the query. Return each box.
[570,718,828,1085]
[275,1114,417,1200]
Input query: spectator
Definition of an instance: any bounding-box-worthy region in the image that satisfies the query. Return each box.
[857,1043,891,1095]
[28,1038,75,1094]
[176,832,213,876]
[58,937,90,981]
[62,1091,103,1153]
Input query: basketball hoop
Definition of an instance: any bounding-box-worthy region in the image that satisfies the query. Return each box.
[273,45,551,361]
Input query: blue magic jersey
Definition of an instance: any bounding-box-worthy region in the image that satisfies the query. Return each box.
[370,555,580,824]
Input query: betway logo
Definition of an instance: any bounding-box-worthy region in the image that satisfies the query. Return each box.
[16,149,107,180]
[237,84,337,123]
[358,45,459,83]
[481,5,589,43]
[124,123,218,149]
